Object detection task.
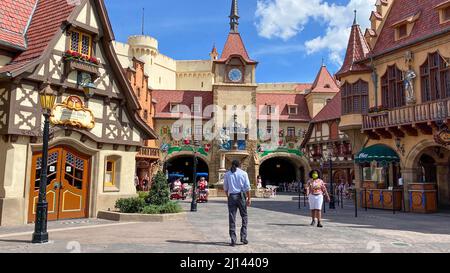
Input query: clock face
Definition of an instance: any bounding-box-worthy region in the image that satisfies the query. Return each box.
[228,68,242,82]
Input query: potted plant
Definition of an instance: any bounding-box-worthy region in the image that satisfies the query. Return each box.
[63,50,100,76]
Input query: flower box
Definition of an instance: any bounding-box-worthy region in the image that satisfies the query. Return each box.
[65,58,100,76]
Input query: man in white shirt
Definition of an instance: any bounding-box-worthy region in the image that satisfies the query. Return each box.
[224,160,251,247]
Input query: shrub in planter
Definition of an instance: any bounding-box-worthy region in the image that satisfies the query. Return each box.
[115,197,146,213]
[160,202,182,214]
[147,171,170,206]
[141,205,162,215]
[137,191,149,200]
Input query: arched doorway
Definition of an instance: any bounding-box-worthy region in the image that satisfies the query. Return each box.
[259,157,298,187]
[417,154,437,183]
[166,155,209,184]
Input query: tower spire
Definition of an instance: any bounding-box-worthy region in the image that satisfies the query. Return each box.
[229,0,239,33]
[353,10,358,25]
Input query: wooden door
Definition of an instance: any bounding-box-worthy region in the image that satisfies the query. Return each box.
[28,147,90,223]
[28,148,63,223]
[58,148,90,219]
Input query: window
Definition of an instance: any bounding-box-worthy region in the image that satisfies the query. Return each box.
[341,80,369,114]
[288,106,298,115]
[104,160,117,188]
[381,65,405,109]
[287,127,295,137]
[445,6,450,21]
[70,31,92,57]
[266,105,275,115]
[420,52,450,102]
[170,103,180,113]
[396,24,408,39]
[266,126,273,134]
[143,110,148,120]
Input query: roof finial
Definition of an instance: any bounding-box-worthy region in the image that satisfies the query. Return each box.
[353,10,358,25]
[322,57,326,67]
[229,0,239,33]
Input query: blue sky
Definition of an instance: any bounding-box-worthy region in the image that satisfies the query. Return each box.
[105,0,374,83]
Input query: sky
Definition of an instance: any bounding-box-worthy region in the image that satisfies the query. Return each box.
[105,0,375,84]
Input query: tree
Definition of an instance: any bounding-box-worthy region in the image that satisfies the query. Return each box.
[146,171,170,206]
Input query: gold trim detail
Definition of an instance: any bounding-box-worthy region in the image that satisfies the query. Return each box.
[50,96,95,129]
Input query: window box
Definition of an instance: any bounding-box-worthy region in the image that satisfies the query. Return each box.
[64,54,100,77]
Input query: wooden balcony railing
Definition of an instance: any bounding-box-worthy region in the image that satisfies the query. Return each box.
[363,98,450,130]
[137,147,160,158]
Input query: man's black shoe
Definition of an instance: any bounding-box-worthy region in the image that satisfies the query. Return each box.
[241,239,249,245]
[230,241,236,247]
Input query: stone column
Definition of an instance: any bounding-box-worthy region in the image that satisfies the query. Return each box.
[402,167,416,212]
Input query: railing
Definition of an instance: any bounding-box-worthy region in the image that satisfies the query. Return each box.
[137,147,160,158]
[363,98,450,130]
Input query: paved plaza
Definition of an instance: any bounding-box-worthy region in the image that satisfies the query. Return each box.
[0,194,449,253]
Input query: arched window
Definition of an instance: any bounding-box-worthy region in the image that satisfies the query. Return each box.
[381,65,405,108]
[420,52,450,102]
[341,80,368,114]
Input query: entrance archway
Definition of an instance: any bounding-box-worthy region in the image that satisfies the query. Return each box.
[166,155,209,184]
[418,154,437,183]
[259,157,299,187]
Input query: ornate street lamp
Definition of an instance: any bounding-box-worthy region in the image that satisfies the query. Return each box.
[190,140,201,212]
[32,85,57,244]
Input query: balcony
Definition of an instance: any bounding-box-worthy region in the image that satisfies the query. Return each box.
[362,99,450,138]
[137,147,160,159]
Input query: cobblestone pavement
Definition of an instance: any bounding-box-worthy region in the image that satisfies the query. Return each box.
[0,194,449,253]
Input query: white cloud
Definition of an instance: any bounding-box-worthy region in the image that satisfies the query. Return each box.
[255,0,374,66]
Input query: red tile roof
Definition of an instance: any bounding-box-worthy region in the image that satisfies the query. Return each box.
[311,91,341,123]
[0,0,37,49]
[153,90,213,119]
[294,83,313,92]
[216,32,257,64]
[336,22,371,79]
[371,0,450,57]
[0,0,76,74]
[256,93,311,122]
[310,65,340,93]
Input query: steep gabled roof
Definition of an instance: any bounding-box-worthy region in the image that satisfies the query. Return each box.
[153,90,213,119]
[371,0,450,57]
[216,32,257,64]
[336,19,371,79]
[310,65,340,93]
[0,0,38,50]
[0,0,76,75]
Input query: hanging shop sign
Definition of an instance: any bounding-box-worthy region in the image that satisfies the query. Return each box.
[50,96,95,129]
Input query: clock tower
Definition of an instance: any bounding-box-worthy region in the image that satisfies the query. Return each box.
[211,0,259,182]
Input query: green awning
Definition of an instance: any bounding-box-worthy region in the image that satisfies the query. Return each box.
[355,144,400,164]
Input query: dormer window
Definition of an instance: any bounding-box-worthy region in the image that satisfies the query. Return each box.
[170,103,180,113]
[396,24,408,40]
[70,31,92,57]
[445,6,450,21]
[266,105,275,115]
[288,106,298,115]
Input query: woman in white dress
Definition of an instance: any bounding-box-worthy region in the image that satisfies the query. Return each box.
[306,170,330,228]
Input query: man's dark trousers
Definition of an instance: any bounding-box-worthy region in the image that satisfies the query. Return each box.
[228,193,248,243]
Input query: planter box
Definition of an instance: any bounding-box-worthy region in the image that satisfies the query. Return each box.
[65,59,100,76]
[97,210,187,222]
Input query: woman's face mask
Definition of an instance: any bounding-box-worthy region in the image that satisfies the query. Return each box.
[312,173,319,180]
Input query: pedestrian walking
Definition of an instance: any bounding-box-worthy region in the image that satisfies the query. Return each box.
[306,170,330,228]
[224,160,251,247]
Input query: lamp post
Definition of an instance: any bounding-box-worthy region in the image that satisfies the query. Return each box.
[32,85,56,244]
[190,140,201,212]
[326,143,336,210]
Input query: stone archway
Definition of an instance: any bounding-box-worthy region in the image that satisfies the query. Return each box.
[258,153,311,186]
[165,153,210,185]
[404,139,450,208]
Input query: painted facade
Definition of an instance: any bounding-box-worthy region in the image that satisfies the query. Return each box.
[337,0,450,212]
[0,0,156,226]
[114,0,339,189]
